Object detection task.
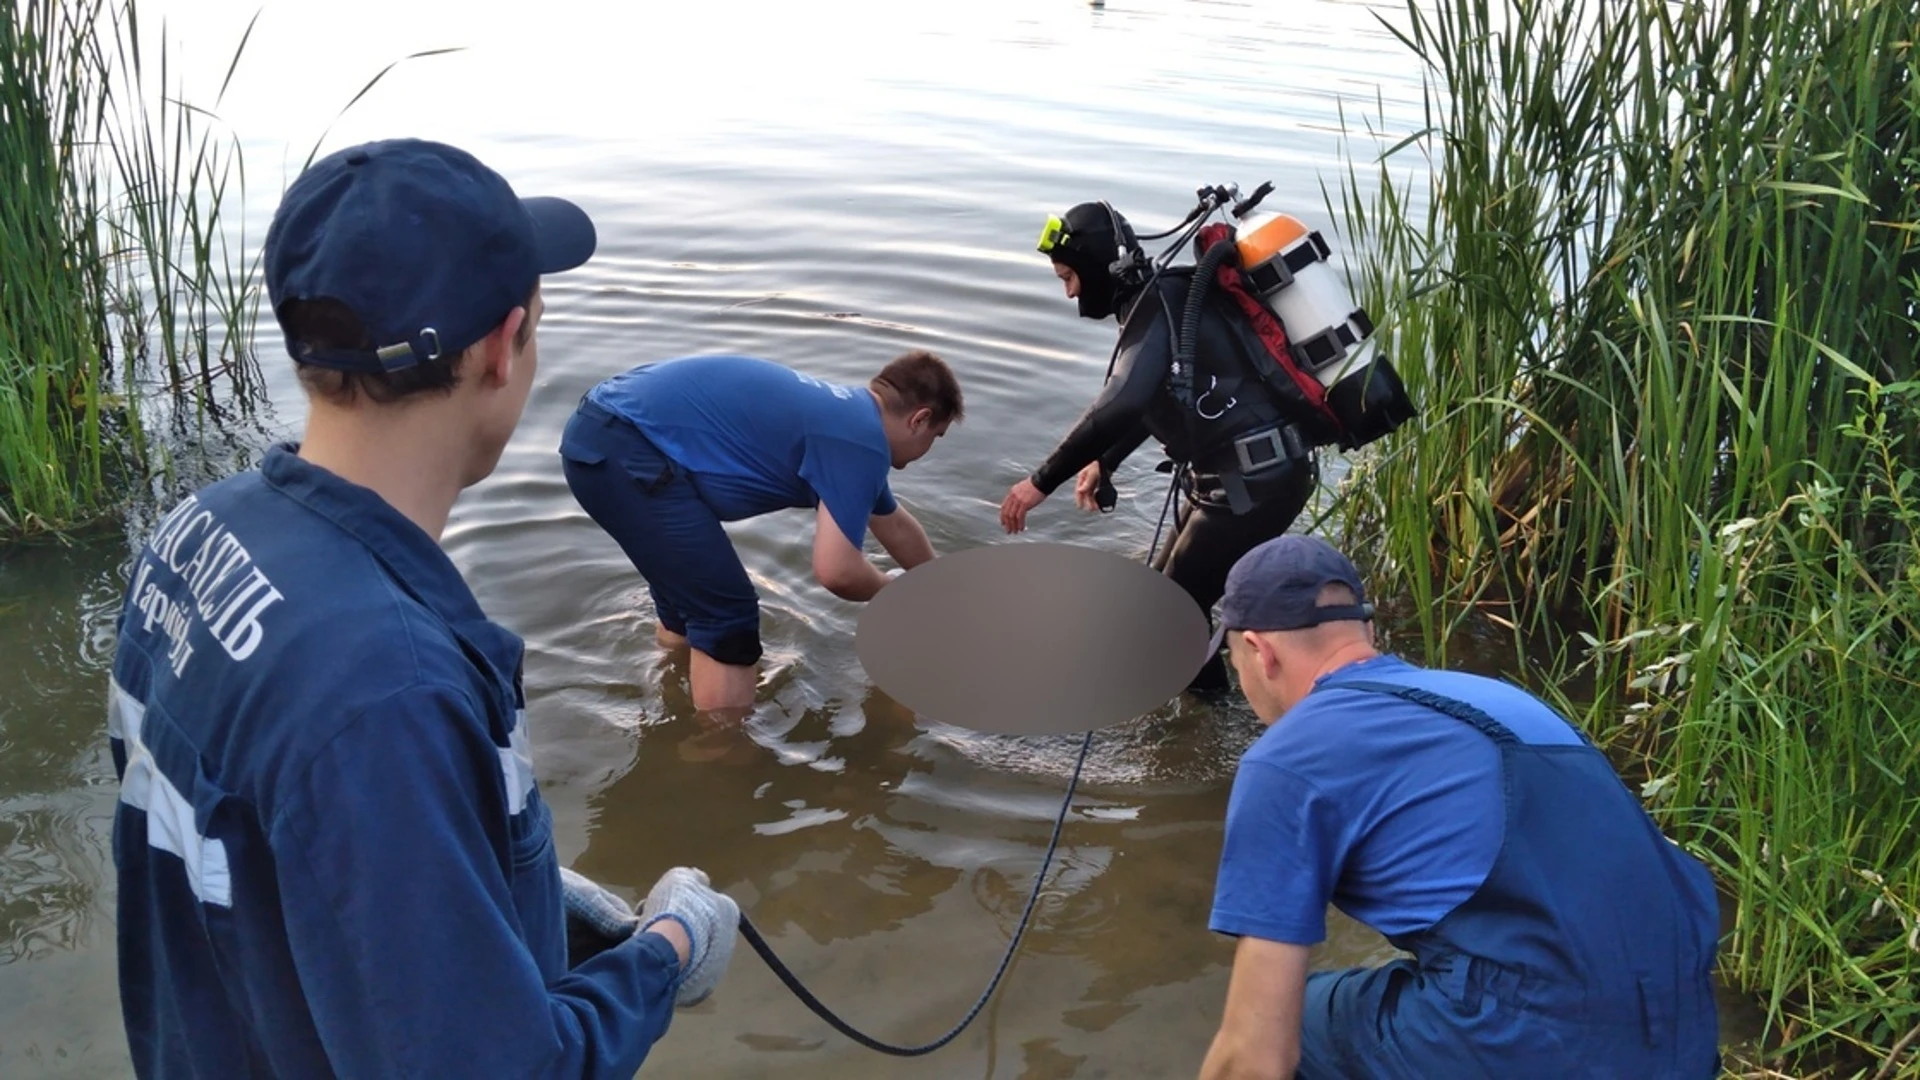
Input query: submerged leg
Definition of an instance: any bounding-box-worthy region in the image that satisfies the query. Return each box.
[1160,479,1313,695]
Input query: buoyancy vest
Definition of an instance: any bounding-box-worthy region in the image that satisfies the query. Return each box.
[1122,264,1321,514]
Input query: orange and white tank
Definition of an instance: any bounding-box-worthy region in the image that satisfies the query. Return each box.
[1233,210,1378,390]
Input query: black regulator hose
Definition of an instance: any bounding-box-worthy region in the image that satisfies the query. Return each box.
[1177,235,1239,378]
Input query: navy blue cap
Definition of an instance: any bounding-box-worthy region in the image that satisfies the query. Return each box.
[263,138,597,373]
[1207,534,1374,655]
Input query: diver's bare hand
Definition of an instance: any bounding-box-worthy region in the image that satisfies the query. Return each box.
[1072,462,1105,512]
[1000,479,1046,533]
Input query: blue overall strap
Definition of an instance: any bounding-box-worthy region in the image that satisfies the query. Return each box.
[1326,677,1598,749]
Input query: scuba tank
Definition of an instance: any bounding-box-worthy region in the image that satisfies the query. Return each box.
[1229,209,1415,450]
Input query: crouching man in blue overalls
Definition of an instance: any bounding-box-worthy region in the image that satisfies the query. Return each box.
[1197,535,1722,1079]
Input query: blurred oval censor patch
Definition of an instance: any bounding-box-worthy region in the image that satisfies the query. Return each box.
[856,542,1213,735]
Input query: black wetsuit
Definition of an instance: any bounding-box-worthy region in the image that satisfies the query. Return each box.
[1029,268,1320,690]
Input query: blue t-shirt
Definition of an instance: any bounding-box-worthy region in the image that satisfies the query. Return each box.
[109,444,681,1078]
[1208,655,1587,946]
[587,355,899,548]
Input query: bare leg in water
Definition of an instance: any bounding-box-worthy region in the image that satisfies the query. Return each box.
[657,626,761,763]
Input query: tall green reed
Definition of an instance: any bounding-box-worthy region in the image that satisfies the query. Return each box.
[1326,0,1920,1072]
[0,0,261,537]
[2,0,115,533]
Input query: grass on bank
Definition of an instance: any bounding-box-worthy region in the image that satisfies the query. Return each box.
[0,0,262,539]
[1323,0,1919,1074]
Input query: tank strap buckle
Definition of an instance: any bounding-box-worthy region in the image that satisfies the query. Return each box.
[1291,307,1375,373]
[1244,229,1333,294]
[1232,423,1305,475]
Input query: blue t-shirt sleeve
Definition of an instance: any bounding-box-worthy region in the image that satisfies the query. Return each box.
[799,435,890,549]
[1208,759,1344,946]
[273,683,680,1079]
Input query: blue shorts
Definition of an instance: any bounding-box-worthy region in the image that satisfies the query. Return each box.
[559,398,763,666]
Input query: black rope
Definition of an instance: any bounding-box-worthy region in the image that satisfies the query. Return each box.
[1148,462,1185,568]
[735,467,1188,1056]
[737,729,1094,1056]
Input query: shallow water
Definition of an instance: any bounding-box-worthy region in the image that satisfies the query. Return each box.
[0,1,1724,1076]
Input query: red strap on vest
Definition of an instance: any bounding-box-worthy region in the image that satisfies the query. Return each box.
[1197,223,1343,432]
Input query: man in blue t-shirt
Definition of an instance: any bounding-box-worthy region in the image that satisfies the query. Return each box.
[108,139,740,1079]
[1197,535,1722,1079]
[560,350,963,713]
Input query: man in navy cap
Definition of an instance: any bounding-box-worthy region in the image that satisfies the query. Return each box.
[1195,535,1723,1079]
[106,138,737,1078]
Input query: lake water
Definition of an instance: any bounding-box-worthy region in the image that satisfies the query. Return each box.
[0,1,1450,1075]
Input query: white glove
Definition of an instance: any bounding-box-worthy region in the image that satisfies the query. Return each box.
[639,867,741,1006]
[559,866,639,942]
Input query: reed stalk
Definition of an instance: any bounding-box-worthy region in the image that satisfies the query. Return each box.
[1328,0,1920,1073]
[0,0,260,537]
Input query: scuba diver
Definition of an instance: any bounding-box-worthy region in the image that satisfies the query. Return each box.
[998,186,1413,695]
